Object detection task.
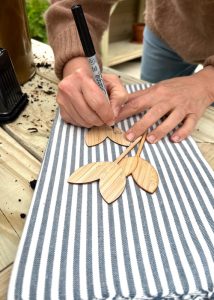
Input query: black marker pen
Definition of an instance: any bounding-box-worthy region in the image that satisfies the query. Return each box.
[71,4,109,100]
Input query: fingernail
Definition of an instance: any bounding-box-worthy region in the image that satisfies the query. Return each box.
[171,135,180,142]
[147,135,156,143]
[126,132,135,142]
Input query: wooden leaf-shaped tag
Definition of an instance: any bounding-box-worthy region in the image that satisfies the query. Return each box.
[118,157,139,176]
[107,126,130,146]
[112,126,123,134]
[85,126,107,146]
[132,159,159,193]
[68,162,110,184]
[99,163,126,203]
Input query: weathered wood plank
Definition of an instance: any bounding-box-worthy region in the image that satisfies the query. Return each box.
[0,128,40,236]
[197,143,214,170]
[0,211,19,270]
[0,264,12,300]
[32,39,58,83]
[3,74,57,161]
[192,106,214,143]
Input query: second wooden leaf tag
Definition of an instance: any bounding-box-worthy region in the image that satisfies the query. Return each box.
[85,125,130,147]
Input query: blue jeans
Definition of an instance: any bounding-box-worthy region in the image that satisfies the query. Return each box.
[141,26,198,83]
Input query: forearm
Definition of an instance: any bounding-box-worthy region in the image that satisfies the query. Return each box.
[63,57,91,78]
[45,0,118,79]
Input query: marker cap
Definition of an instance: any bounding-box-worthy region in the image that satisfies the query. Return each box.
[71,5,95,57]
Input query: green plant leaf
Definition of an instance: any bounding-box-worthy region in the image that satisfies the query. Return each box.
[26,0,49,42]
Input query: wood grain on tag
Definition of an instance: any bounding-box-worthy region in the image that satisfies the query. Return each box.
[99,163,126,204]
[85,125,130,147]
[69,133,159,204]
[132,159,159,193]
[68,162,110,183]
[85,126,107,146]
[118,157,139,176]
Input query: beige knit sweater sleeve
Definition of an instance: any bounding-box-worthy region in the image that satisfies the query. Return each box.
[204,56,214,69]
[45,0,117,79]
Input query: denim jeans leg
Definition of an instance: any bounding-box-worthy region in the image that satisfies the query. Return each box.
[141,26,197,83]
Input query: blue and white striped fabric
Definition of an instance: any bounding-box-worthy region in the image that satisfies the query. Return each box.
[8,84,214,300]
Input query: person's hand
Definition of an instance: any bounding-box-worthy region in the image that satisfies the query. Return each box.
[56,57,127,128]
[115,66,214,143]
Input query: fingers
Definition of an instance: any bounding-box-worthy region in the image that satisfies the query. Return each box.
[146,109,185,143]
[57,71,113,127]
[58,67,131,128]
[57,66,207,142]
[115,95,150,122]
[81,77,115,125]
[124,108,197,144]
[58,97,96,128]
[170,114,198,142]
[125,103,171,142]
[59,108,81,127]
[115,77,208,143]
[103,74,129,117]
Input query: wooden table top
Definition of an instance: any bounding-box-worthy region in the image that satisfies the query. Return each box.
[0,40,214,299]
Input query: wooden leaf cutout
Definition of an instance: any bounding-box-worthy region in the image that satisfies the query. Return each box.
[112,126,123,134]
[118,157,138,176]
[99,163,126,203]
[85,125,130,147]
[68,162,110,184]
[132,159,159,193]
[85,126,107,146]
[107,126,130,146]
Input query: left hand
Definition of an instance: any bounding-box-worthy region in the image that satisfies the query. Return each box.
[115,66,214,143]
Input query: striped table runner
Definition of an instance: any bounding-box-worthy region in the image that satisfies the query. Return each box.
[8,84,214,300]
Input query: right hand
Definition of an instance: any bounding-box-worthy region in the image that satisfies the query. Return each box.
[56,57,127,128]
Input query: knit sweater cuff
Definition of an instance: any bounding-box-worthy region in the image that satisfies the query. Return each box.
[50,24,102,79]
[204,55,214,69]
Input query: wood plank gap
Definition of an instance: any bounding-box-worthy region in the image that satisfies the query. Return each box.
[2,126,43,162]
[0,262,13,274]
[0,209,20,239]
